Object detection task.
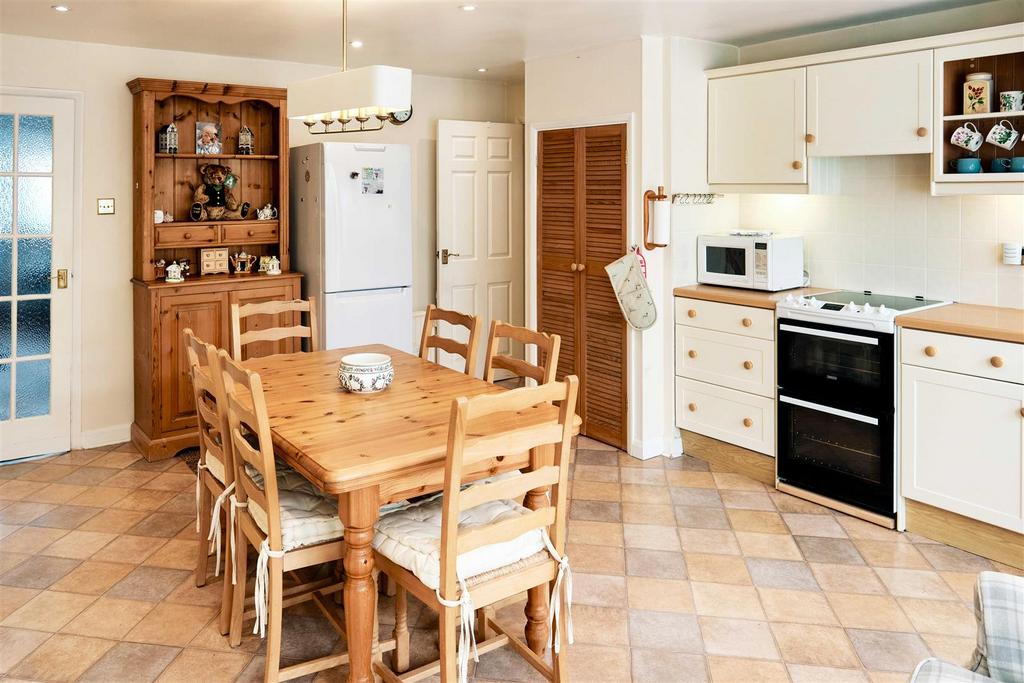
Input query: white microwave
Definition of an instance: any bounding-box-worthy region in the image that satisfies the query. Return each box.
[697,233,804,291]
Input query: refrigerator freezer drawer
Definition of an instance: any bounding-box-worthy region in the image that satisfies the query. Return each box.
[324,288,413,354]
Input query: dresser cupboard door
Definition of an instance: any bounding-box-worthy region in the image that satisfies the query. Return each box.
[158,290,229,433]
[901,364,1024,533]
[807,51,932,157]
[708,68,807,185]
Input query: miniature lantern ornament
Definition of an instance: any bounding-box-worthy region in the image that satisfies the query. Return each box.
[157,122,179,154]
[238,126,254,155]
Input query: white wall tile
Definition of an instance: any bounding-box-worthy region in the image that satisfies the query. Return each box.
[961,240,999,273]
[894,267,927,298]
[961,196,999,241]
[926,238,961,271]
[959,271,999,306]
[926,269,960,301]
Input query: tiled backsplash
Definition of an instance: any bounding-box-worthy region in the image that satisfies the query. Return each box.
[738,155,1024,309]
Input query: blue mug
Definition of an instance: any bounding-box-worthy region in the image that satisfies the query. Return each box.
[991,159,1012,173]
[950,158,982,173]
[1011,157,1024,173]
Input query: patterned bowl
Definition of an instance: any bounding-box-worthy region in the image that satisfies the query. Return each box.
[338,353,394,393]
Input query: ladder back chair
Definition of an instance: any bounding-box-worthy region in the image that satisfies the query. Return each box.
[230,297,319,361]
[183,328,235,636]
[419,304,481,375]
[482,321,560,386]
[373,376,580,683]
[219,350,393,682]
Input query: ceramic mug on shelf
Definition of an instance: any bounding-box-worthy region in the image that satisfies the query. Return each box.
[991,158,1012,173]
[986,120,1020,150]
[154,209,164,224]
[1000,91,1024,112]
[950,122,983,151]
[949,158,982,174]
[1011,157,1024,173]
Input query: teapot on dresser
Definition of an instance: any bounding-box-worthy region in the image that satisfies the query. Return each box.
[230,251,257,273]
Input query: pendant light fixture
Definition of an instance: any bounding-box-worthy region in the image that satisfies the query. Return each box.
[288,0,413,134]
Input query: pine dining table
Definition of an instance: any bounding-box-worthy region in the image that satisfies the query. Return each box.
[242,344,571,683]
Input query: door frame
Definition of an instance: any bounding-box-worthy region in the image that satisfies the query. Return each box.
[526,113,636,452]
[1,86,85,452]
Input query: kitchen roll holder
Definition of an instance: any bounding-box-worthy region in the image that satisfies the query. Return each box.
[643,186,669,250]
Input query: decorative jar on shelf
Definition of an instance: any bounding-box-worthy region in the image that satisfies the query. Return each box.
[964,72,994,114]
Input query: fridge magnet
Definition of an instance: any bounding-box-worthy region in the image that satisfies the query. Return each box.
[157,122,178,154]
[196,121,223,155]
[238,125,255,155]
[361,167,384,194]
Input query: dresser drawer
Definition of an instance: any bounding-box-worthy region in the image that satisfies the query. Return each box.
[155,225,218,247]
[676,377,775,456]
[901,329,1024,384]
[222,221,279,244]
[676,326,775,398]
[675,297,774,340]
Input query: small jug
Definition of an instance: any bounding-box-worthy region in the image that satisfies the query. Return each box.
[230,251,257,273]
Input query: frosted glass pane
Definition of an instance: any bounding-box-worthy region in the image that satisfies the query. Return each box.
[0,114,12,173]
[17,238,51,295]
[17,116,53,173]
[0,239,10,296]
[0,176,10,234]
[0,302,9,359]
[0,363,9,421]
[16,177,51,234]
[15,359,49,418]
[17,299,50,356]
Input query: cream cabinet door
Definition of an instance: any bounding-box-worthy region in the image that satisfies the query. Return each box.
[901,364,1024,533]
[708,68,806,185]
[807,51,932,157]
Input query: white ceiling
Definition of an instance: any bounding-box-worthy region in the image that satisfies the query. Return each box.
[0,0,993,82]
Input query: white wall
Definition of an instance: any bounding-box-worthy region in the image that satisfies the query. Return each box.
[0,33,512,446]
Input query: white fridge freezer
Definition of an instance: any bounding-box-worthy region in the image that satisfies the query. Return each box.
[323,288,412,352]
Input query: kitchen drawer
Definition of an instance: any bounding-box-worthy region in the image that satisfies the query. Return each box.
[676,325,775,398]
[155,225,219,247]
[676,377,775,456]
[222,221,280,244]
[675,297,774,340]
[901,329,1023,384]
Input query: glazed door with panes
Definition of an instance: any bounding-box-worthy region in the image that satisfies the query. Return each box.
[0,95,74,461]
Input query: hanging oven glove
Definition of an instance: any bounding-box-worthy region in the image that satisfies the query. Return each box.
[605,251,657,331]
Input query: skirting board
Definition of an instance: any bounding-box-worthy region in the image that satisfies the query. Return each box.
[905,499,1024,570]
[681,429,775,486]
[77,423,132,450]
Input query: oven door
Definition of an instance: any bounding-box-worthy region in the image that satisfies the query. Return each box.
[777,395,894,518]
[777,319,894,415]
[697,239,754,289]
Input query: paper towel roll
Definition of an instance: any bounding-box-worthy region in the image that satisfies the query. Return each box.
[651,199,670,246]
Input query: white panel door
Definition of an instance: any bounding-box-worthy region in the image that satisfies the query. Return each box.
[708,68,806,185]
[0,95,75,461]
[808,51,932,157]
[436,120,524,374]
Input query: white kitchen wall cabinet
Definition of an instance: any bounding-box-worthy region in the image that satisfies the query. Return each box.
[708,68,807,189]
[807,51,932,157]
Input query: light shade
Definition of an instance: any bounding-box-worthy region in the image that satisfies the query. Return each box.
[288,65,412,120]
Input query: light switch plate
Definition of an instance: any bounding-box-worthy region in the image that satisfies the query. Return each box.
[97,198,115,215]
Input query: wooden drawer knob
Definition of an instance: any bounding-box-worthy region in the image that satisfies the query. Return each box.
[804,133,815,143]
[687,309,697,318]
[688,350,697,359]
[688,403,697,412]
[743,360,753,370]
[743,418,753,427]
[792,160,803,170]
[570,263,578,272]
[577,262,586,272]
[990,356,1004,368]
[916,127,928,137]
[742,318,752,327]
[924,346,937,357]
[247,230,255,236]
[184,232,192,239]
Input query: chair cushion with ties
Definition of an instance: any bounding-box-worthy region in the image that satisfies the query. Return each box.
[243,464,347,551]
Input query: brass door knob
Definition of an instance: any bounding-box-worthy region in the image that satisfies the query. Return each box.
[743,360,753,370]
[688,403,697,412]
[1020,407,1024,418]
[687,309,697,318]
[991,356,1004,368]
[570,263,578,272]
[742,318,752,327]
[804,133,815,143]
[743,418,753,427]
[792,160,803,170]
[688,350,697,359]
[924,346,937,357]
[916,127,928,137]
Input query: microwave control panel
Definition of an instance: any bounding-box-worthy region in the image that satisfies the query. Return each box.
[753,241,768,285]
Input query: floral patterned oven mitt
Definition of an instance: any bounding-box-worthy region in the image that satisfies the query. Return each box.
[605,252,657,331]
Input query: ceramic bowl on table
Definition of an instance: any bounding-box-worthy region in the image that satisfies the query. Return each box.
[338,353,394,393]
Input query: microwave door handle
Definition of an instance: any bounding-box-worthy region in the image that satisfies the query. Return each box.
[779,395,880,425]
[779,324,879,346]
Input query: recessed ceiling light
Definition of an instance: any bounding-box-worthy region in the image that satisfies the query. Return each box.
[477,68,487,73]
[51,4,70,11]
[349,40,363,48]
[460,4,477,11]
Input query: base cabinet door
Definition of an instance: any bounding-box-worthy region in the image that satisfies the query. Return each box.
[901,364,1024,532]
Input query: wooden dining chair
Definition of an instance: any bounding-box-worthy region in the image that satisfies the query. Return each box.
[482,321,561,386]
[230,297,319,361]
[183,329,236,636]
[219,350,395,682]
[419,304,481,375]
[372,376,580,683]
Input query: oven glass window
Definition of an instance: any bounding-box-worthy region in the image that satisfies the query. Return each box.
[781,331,882,395]
[705,246,746,276]
[784,405,882,485]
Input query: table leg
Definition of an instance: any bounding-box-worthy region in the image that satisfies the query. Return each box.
[523,444,554,655]
[340,487,380,683]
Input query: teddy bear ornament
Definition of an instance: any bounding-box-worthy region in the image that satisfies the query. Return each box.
[190,164,251,222]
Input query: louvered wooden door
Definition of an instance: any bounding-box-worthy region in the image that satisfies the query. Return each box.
[537,124,627,449]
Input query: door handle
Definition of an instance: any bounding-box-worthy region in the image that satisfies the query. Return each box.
[52,269,69,289]
[440,249,460,265]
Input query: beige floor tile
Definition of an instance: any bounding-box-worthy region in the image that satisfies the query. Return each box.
[143,539,197,570]
[873,568,958,600]
[112,489,176,512]
[92,534,168,563]
[631,650,707,683]
[568,521,624,548]
[939,571,978,603]
[684,553,751,585]
[569,605,630,646]
[78,508,149,533]
[574,465,620,483]
[91,451,144,469]
[0,626,51,674]
[67,485,132,508]
[711,472,763,491]
[621,503,676,525]
[624,548,685,579]
[691,582,764,620]
[19,463,78,483]
[707,656,789,683]
[735,531,803,560]
[1,525,69,554]
[700,616,778,660]
[810,563,887,595]
[164,574,227,607]
[826,592,914,632]
[565,643,632,683]
[620,468,666,486]
[565,543,625,575]
[8,633,116,682]
[620,484,671,504]
[623,524,680,551]
[847,629,930,672]
[156,647,252,682]
[23,483,90,504]
[571,481,622,502]
[62,597,155,639]
[574,573,627,607]
[0,550,30,574]
[50,561,135,595]
[771,623,860,668]
[626,576,694,613]
[869,672,918,683]
[0,501,56,525]
[678,528,740,555]
[758,587,838,625]
[0,554,80,589]
[628,610,702,653]
[782,513,847,538]
[39,529,117,559]
[125,603,218,646]
[1,590,97,631]
[79,642,181,683]
[836,516,907,543]
[141,473,195,492]
[896,597,975,637]
[0,586,40,621]
[719,490,775,511]
[788,664,869,682]
[667,471,716,489]
[0,479,48,501]
[188,619,263,653]
[852,540,930,568]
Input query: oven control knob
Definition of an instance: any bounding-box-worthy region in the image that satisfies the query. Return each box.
[879,305,887,315]
[863,303,872,314]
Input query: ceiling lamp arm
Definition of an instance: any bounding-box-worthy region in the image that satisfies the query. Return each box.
[341,0,348,72]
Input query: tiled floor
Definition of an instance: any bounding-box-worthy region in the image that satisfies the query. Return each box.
[0,436,1017,683]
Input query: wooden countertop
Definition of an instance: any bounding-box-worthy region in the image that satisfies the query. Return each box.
[897,303,1024,344]
[673,284,837,310]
